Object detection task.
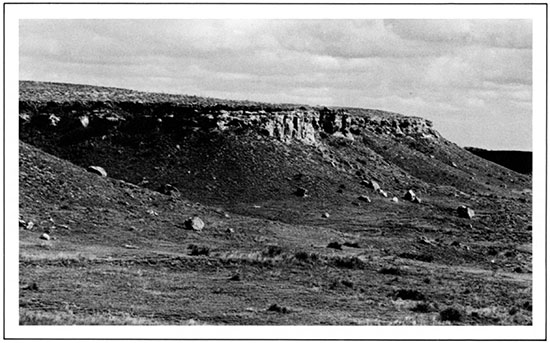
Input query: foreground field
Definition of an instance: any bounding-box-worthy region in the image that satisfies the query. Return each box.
[19,142,532,326]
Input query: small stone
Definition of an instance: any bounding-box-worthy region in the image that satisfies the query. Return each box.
[184,216,205,231]
[358,195,371,203]
[457,205,475,219]
[404,189,416,202]
[147,209,159,216]
[87,166,107,177]
[295,187,308,197]
[39,233,51,240]
[362,180,380,191]
[226,228,235,234]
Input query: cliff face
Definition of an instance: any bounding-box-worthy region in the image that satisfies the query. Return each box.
[19,99,439,147]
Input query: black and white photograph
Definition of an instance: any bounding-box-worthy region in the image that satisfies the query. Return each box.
[4,2,547,340]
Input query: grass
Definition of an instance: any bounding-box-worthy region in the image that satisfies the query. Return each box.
[20,309,165,325]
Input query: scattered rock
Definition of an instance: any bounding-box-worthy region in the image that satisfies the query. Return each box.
[403,189,421,203]
[362,179,380,191]
[404,189,416,201]
[22,282,39,291]
[184,216,205,231]
[147,209,159,216]
[87,166,107,177]
[377,189,388,197]
[417,236,436,246]
[358,195,371,203]
[457,205,475,219]
[39,233,51,240]
[295,187,308,197]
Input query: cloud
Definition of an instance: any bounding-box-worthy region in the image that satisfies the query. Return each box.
[386,19,532,49]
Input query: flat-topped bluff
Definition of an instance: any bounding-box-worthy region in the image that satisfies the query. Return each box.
[19,80,439,146]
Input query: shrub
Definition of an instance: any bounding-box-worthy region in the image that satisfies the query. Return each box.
[327,242,342,250]
[267,304,288,314]
[440,307,463,322]
[294,251,319,263]
[398,252,434,263]
[332,256,365,269]
[188,244,210,256]
[411,302,437,313]
[263,245,283,257]
[393,289,426,301]
[379,266,403,275]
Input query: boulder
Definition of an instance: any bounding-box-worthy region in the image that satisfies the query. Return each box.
[159,183,180,196]
[39,233,51,240]
[358,195,371,203]
[362,179,381,192]
[457,205,475,219]
[377,189,388,197]
[184,216,205,231]
[404,189,416,202]
[391,197,399,203]
[295,187,308,197]
[322,212,330,218]
[87,166,107,177]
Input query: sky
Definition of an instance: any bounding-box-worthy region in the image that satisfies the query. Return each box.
[19,19,533,151]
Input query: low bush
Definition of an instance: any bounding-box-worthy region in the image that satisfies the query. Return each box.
[188,244,210,256]
[331,256,365,269]
[439,307,463,322]
[379,266,403,275]
[393,289,426,301]
[263,245,283,257]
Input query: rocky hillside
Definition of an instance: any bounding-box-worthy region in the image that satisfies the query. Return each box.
[18,81,532,327]
[19,81,529,206]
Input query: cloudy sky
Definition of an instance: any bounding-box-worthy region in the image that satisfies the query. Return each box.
[19,19,532,150]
